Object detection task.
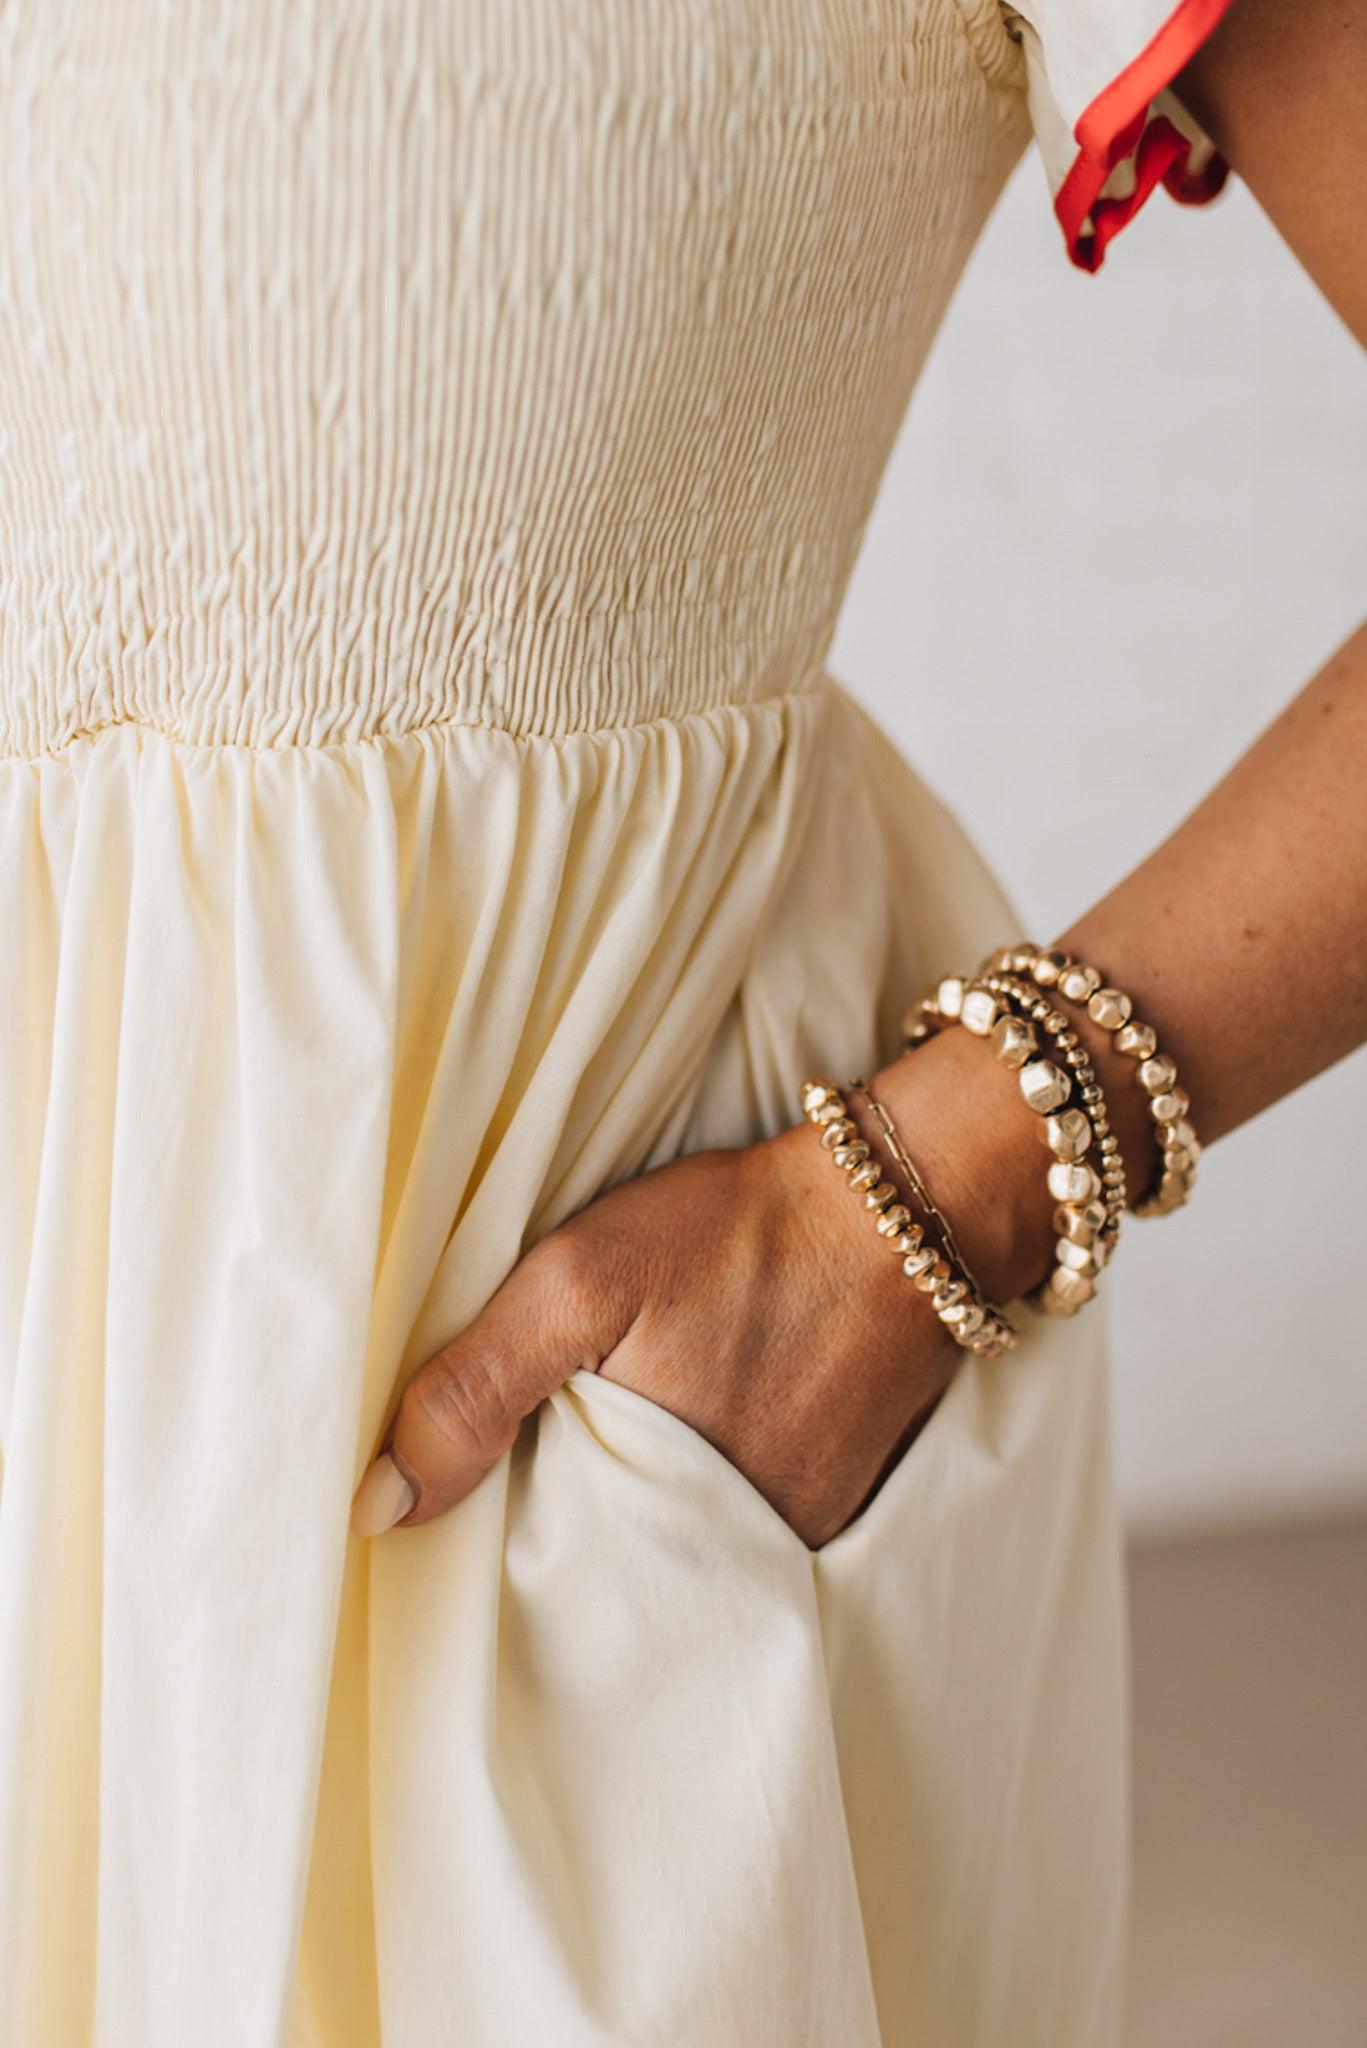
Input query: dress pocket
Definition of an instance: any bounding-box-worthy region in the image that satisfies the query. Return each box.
[557,1357,972,1563]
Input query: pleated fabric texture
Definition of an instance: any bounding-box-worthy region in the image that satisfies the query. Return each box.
[0,5,1128,2045]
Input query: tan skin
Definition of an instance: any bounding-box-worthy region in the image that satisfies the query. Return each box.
[353,0,1367,1550]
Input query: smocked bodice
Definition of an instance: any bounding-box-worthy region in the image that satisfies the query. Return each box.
[0,1,1028,756]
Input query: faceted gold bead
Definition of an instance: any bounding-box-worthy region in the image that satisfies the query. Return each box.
[890,1228,925,1255]
[960,987,1000,1036]
[1159,1169,1190,1203]
[831,1141,869,1170]
[1136,1054,1177,1095]
[1048,1266,1096,1310]
[900,1006,925,1042]
[1058,963,1102,1002]
[876,1203,913,1237]
[987,945,1018,972]
[955,1301,986,1336]
[1031,949,1069,988]
[1044,1107,1092,1162]
[1165,1118,1198,1151]
[1056,1238,1100,1276]
[812,1096,849,1127]
[1114,1020,1158,1060]
[1053,1197,1107,1240]
[849,1160,881,1191]
[1047,1160,1102,1205]
[1087,987,1132,1031]
[990,1014,1038,1069]
[936,975,966,1020]
[1036,1288,1074,1318]
[912,1256,952,1293]
[801,1079,839,1116]
[1019,1058,1072,1115]
[932,1278,968,1312]
[864,1181,899,1211]
[902,1246,938,1281]
[820,1118,856,1150]
[1150,1088,1189,1123]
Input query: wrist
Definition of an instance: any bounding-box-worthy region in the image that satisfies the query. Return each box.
[869,1025,1058,1308]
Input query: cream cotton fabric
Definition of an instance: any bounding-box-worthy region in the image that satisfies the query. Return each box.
[0,5,1140,2045]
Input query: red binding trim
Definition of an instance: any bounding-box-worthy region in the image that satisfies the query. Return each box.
[1055,0,1236,273]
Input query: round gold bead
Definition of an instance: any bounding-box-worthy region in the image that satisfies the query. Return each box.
[936,975,966,1020]
[1019,1057,1073,1116]
[987,945,1018,972]
[820,1118,856,1150]
[1136,1054,1177,1095]
[801,1079,840,1116]
[1150,1088,1189,1124]
[1058,963,1102,1003]
[960,987,1001,1037]
[990,1013,1039,1070]
[1087,987,1132,1031]
[1047,1160,1102,1205]
[1031,949,1069,988]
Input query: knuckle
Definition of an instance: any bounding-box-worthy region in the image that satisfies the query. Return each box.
[407,1350,512,1466]
[528,1224,607,1320]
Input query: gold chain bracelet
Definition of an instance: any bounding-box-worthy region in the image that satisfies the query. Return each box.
[799,1077,1019,1358]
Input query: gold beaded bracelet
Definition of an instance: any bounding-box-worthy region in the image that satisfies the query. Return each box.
[903,942,1200,1220]
[902,974,1125,1319]
[974,942,1200,1217]
[798,1077,1019,1358]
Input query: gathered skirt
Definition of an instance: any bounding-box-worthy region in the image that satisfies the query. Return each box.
[0,674,1127,2047]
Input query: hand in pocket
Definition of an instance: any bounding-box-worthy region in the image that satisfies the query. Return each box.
[352,1111,966,1550]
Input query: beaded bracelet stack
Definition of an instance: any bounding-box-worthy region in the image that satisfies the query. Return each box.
[799,1076,1020,1358]
[894,938,1200,1324]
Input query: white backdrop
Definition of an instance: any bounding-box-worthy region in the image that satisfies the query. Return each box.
[832,159,1367,1535]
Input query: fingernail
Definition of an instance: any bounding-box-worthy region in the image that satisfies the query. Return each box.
[351,1452,418,1536]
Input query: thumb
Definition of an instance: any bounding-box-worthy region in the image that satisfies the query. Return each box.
[350,1226,638,1535]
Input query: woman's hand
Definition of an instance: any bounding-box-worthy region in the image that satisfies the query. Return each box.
[350,1032,1034,1550]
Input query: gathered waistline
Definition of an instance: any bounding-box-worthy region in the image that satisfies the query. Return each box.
[0,675,839,767]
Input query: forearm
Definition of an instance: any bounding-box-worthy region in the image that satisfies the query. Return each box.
[874,614,1367,1305]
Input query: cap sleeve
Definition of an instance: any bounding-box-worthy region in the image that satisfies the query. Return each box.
[1002,0,1237,272]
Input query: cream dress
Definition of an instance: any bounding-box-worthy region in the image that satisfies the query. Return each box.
[0,3,1232,2043]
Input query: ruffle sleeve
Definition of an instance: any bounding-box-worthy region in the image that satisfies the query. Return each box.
[1002,0,1239,272]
